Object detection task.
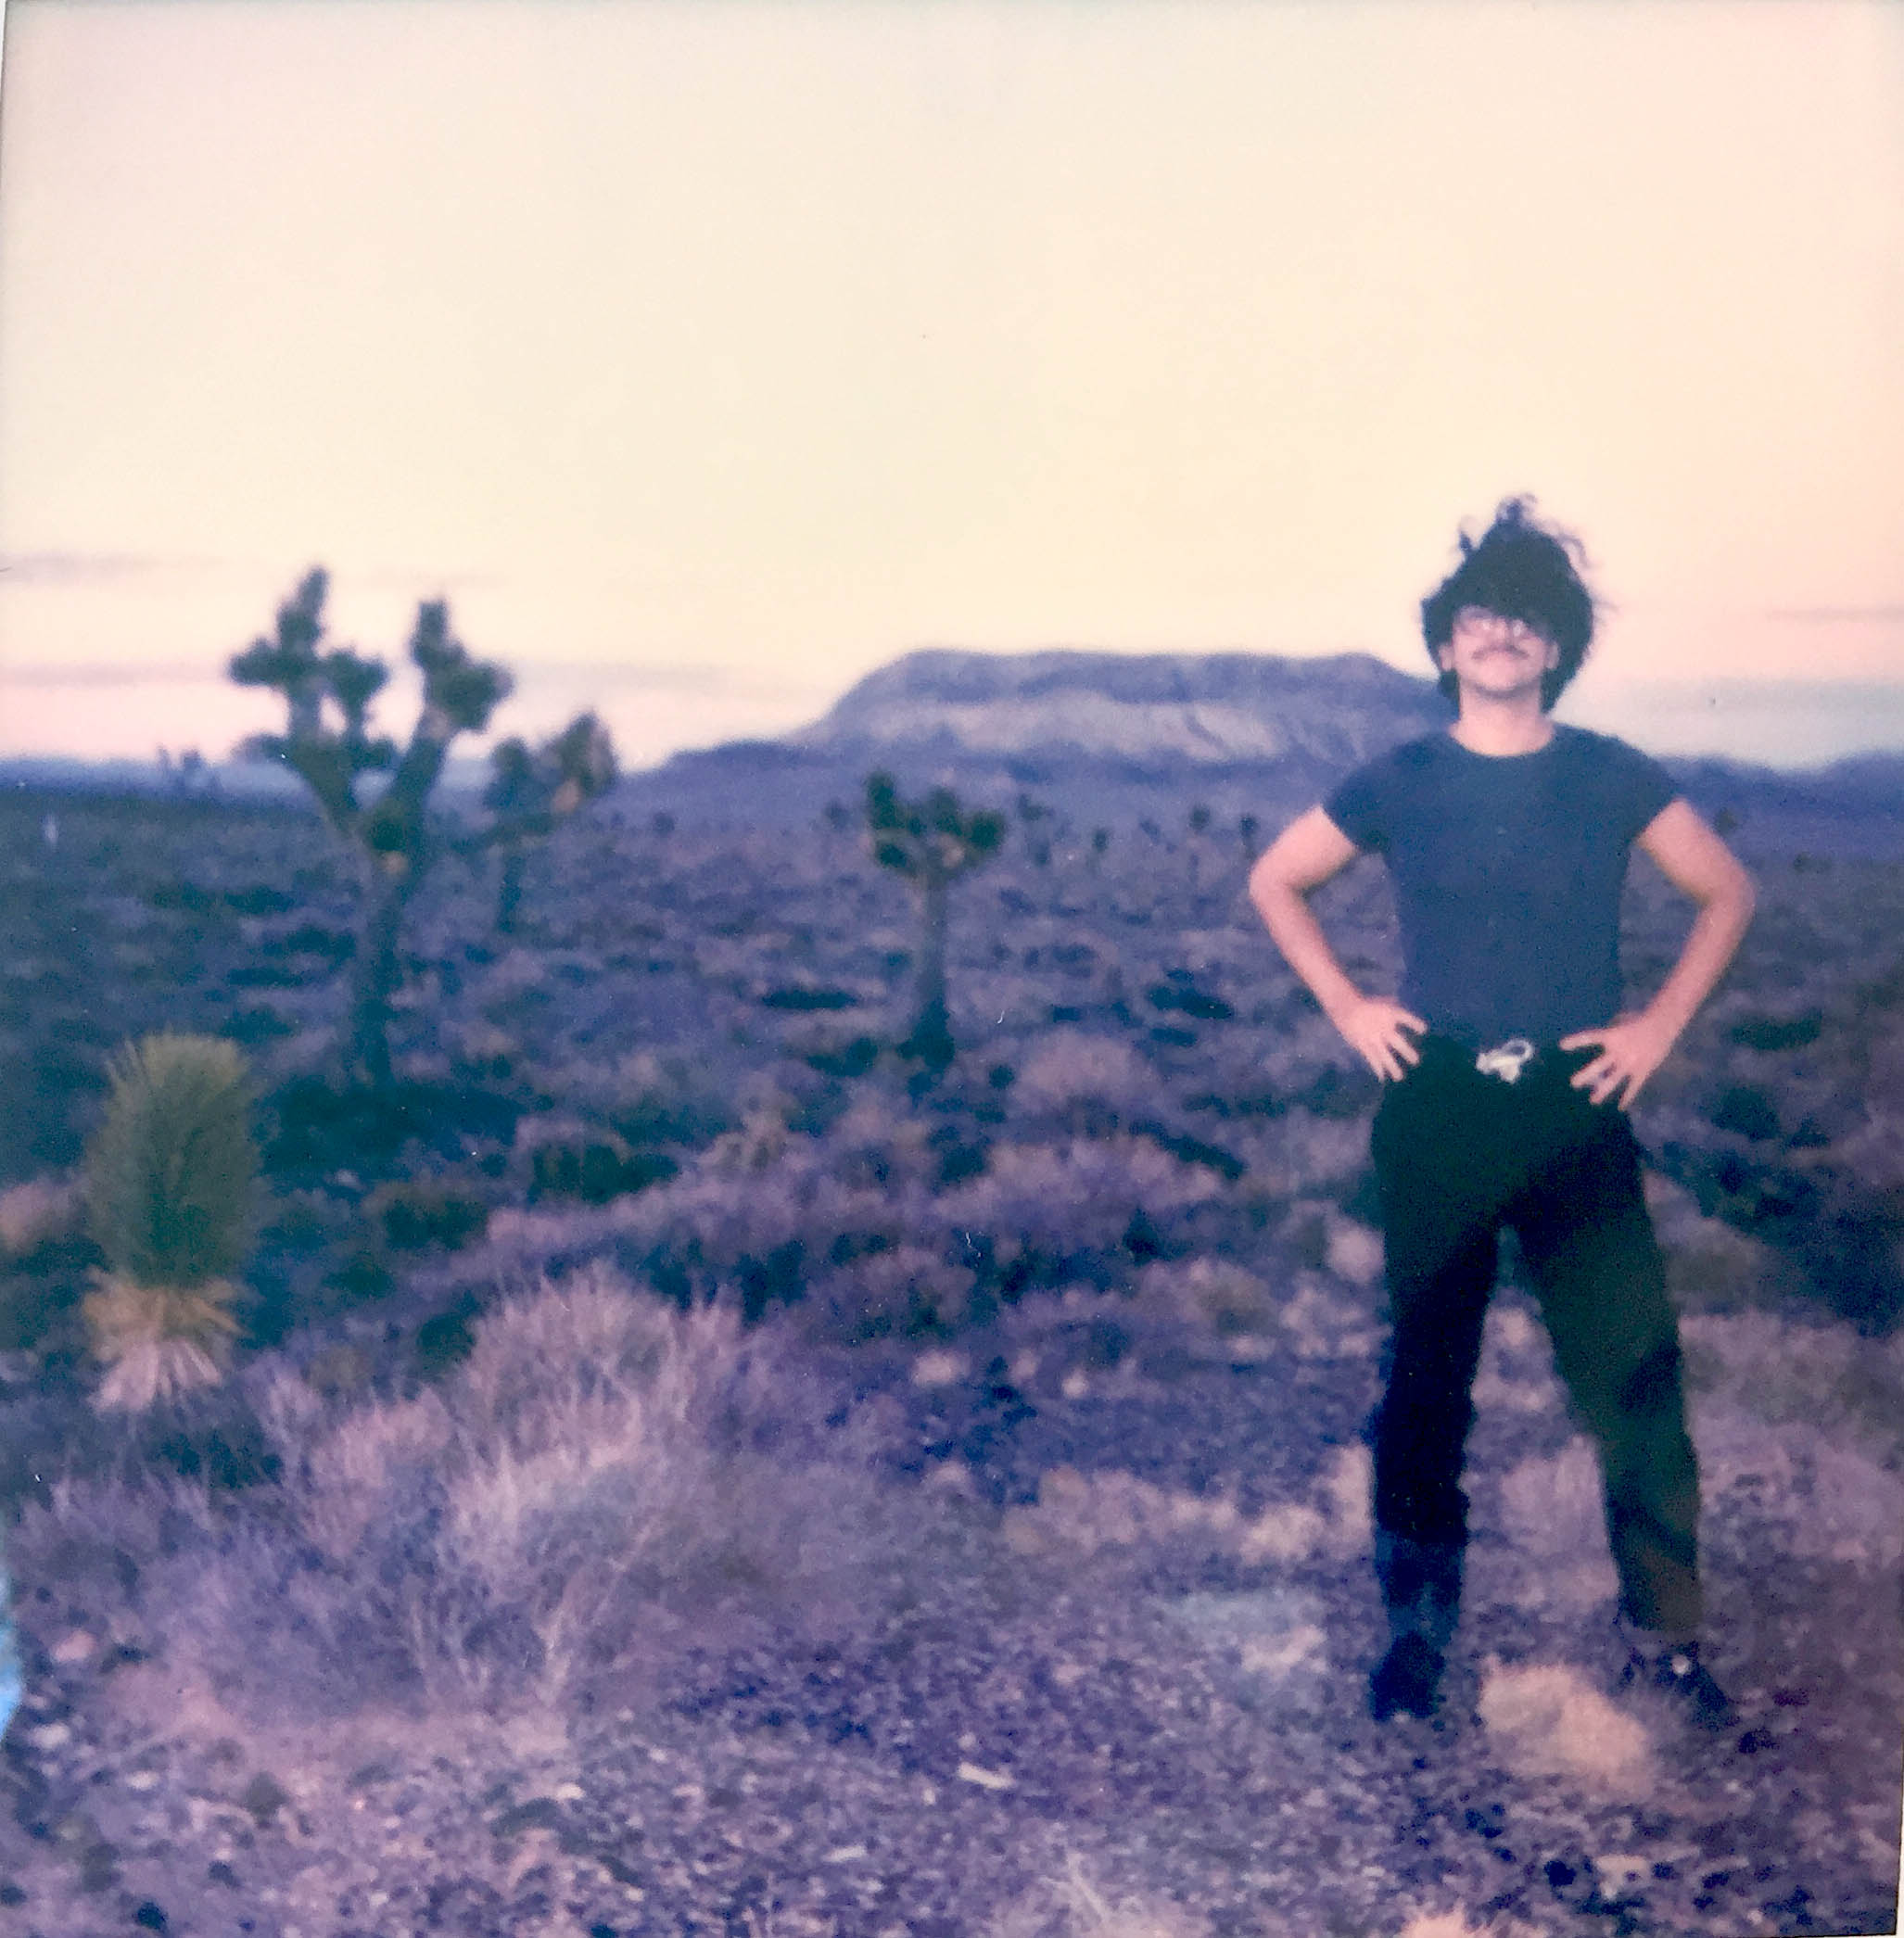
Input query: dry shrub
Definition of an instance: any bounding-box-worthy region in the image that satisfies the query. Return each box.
[1497,1438,1604,1557]
[705,1096,795,1173]
[0,1173,88,1357]
[30,1265,928,1727]
[611,1136,905,1299]
[1135,1256,1278,1338]
[1003,1444,1369,1572]
[1323,1214,1383,1286]
[1469,1362,1556,1416]
[1663,1220,1782,1312]
[1692,1397,1904,1570]
[485,1118,1216,1320]
[1493,1438,1619,1615]
[807,1242,977,1342]
[1643,1171,1793,1312]
[513,1109,626,1168]
[826,1093,936,1191]
[9,1468,219,1660]
[1278,1278,1379,1362]
[542,1045,727,1144]
[1682,1309,1904,1464]
[483,1200,605,1256]
[938,1136,1223,1263]
[1399,1911,1536,1938]
[450,1018,519,1069]
[1317,1440,1375,1549]
[1013,1032,1149,1116]
[476,947,547,1009]
[1476,1656,1656,1793]
[476,1113,925,1315]
[1837,1103,1904,1195]
[0,1174,83,1258]
[1270,1108,1372,1195]
[986,1850,1210,1938]
[1836,1020,1904,1190]
[911,1347,970,1387]
[268,1381,454,1566]
[1469,1301,1554,1413]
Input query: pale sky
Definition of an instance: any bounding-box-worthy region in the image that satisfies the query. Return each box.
[1,0,1901,767]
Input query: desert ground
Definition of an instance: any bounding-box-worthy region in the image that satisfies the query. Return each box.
[1,772,1900,1938]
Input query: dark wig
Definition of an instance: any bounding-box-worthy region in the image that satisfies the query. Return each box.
[1419,497,1597,710]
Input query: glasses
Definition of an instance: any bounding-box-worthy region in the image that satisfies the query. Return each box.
[1453,607,1549,642]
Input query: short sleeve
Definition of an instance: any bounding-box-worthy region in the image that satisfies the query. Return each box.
[1324,754,1393,854]
[1598,735,1680,842]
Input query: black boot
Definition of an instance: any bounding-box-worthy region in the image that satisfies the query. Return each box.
[1369,1530,1463,1721]
[1618,1634,1737,1731]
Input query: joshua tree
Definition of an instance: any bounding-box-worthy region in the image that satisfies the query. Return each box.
[1016,791,1054,868]
[481,711,619,933]
[158,746,210,797]
[83,1032,258,1412]
[231,568,512,1084]
[1186,801,1216,890]
[865,771,1006,1070]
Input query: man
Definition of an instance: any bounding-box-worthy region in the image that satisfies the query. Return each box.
[1248,499,1755,1726]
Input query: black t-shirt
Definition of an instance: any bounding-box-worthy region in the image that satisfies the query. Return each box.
[1323,725,1680,1047]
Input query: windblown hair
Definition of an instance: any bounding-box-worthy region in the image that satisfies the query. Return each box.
[1420,497,1598,709]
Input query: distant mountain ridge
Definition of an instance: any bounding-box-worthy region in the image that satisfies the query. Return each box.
[604,648,1904,853]
[7,648,1901,854]
[606,648,1453,829]
[791,648,1445,772]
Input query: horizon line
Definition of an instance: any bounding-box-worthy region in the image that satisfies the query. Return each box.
[7,656,1904,693]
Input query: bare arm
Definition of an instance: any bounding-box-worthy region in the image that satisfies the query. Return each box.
[1248,805,1427,1082]
[1560,797,1756,1108]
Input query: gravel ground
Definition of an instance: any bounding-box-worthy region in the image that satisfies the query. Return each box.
[2,1288,1899,1938]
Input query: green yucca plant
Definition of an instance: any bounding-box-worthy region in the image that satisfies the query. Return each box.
[83,1032,258,1412]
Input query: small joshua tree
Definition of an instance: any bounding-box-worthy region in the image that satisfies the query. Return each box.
[865,771,1006,1070]
[1016,791,1054,868]
[83,1032,258,1412]
[231,568,513,1084]
[482,711,619,934]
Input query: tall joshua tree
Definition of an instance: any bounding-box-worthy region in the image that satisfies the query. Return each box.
[481,711,619,934]
[865,771,1006,1070]
[231,568,512,1085]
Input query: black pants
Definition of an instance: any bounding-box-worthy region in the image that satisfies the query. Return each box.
[1369,1037,1703,1639]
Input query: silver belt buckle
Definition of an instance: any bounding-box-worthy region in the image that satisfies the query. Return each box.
[1475,1037,1536,1083]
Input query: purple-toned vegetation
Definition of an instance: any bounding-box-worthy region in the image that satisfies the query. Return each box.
[11,1267,926,1729]
[2,767,1902,1934]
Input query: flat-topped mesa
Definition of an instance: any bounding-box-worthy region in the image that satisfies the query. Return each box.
[791,649,1444,769]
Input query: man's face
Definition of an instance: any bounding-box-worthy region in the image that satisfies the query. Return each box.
[1437,605,1559,702]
